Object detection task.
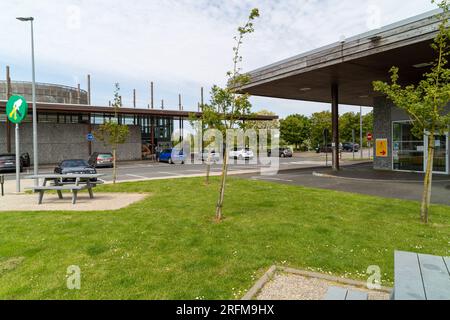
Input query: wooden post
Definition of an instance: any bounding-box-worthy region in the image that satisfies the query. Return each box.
[178,94,183,142]
[6,66,12,153]
[151,117,155,154]
[331,83,340,171]
[87,74,91,105]
[150,82,154,109]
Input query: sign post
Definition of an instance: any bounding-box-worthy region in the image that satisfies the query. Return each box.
[367,133,373,159]
[352,129,356,160]
[6,95,28,193]
[323,128,330,167]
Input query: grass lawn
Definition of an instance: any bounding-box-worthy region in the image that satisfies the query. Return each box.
[0,176,449,299]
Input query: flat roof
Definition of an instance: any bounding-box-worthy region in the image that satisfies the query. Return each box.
[240,9,444,106]
[0,101,278,121]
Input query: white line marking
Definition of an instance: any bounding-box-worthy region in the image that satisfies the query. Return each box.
[251,176,293,182]
[126,174,149,179]
[157,172,182,176]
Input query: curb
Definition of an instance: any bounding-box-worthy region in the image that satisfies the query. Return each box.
[241,265,392,300]
[312,171,450,184]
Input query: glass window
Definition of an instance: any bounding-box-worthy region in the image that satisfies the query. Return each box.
[393,121,424,172]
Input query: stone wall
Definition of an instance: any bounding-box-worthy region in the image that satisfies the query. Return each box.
[0,123,141,164]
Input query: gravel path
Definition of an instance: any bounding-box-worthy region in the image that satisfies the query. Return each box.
[257,273,390,300]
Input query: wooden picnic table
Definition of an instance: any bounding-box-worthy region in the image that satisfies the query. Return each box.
[394,251,450,300]
[27,174,105,204]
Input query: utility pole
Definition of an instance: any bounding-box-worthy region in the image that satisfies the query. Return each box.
[150,82,154,109]
[133,89,136,108]
[77,84,81,104]
[87,74,91,105]
[17,16,38,184]
[6,66,12,153]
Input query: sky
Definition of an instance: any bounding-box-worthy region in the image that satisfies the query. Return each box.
[0,0,438,119]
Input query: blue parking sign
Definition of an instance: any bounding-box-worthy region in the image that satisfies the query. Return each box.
[87,133,94,142]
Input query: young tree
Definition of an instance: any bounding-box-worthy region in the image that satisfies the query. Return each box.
[373,1,450,223]
[310,111,332,148]
[280,114,311,150]
[94,83,130,184]
[339,112,360,143]
[201,8,260,222]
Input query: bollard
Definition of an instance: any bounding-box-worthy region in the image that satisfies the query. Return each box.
[0,175,4,196]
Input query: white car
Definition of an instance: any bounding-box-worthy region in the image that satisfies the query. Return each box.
[229,148,254,160]
[198,150,221,163]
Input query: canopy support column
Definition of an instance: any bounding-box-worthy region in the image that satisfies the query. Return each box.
[331,83,340,171]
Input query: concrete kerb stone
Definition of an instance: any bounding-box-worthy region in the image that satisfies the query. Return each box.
[241,266,392,300]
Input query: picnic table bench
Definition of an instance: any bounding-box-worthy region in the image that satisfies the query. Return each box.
[27,174,104,205]
[324,286,369,300]
[393,251,450,300]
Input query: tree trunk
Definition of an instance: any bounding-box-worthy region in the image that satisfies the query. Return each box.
[205,153,211,185]
[113,148,117,184]
[215,154,229,222]
[421,133,435,223]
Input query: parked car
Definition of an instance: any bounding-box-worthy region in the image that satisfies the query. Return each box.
[0,153,29,172]
[0,154,23,173]
[229,148,254,160]
[89,152,114,168]
[342,142,360,152]
[315,144,343,153]
[198,150,221,163]
[54,159,97,181]
[157,149,186,164]
[279,147,293,158]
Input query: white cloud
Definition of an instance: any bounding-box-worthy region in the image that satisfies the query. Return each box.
[0,0,437,117]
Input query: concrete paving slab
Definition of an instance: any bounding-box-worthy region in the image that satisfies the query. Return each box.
[0,193,148,212]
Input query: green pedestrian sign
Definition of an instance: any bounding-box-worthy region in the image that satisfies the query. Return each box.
[6,95,28,124]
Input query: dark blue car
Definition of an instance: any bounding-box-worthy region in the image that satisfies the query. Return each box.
[157,148,186,164]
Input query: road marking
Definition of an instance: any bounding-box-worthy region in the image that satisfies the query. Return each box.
[126,174,149,179]
[157,171,182,176]
[185,170,204,173]
[251,176,293,182]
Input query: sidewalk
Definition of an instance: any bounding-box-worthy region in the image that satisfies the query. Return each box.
[0,193,148,212]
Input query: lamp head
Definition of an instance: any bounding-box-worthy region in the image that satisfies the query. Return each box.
[16,17,34,22]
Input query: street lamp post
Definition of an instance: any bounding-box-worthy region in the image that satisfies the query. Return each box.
[17,17,38,184]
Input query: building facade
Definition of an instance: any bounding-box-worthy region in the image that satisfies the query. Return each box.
[0,82,278,164]
[374,97,449,175]
[239,9,449,175]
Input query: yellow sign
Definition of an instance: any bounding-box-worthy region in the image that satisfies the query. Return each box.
[376,139,388,157]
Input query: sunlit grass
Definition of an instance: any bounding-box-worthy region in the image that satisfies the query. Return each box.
[0,176,448,299]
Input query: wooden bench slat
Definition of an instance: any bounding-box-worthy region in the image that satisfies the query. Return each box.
[324,287,348,300]
[418,254,450,300]
[31,186,87,191]
[346,290,369,300]
[444,257,450,274]
[394,251,426,300]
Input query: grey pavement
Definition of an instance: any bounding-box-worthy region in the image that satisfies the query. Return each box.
[241,163,450,206]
